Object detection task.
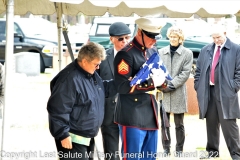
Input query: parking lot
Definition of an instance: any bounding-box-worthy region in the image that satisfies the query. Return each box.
[0,68,236,160]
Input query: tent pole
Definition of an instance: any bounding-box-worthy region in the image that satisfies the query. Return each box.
[62,23,74,62]
[56,3,63,71]
[1,0,14,156]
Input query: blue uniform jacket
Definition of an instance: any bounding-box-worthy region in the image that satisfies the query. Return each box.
[47,59,115,140]
[113,38,159,130]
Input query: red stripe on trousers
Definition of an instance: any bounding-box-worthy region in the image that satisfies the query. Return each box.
[123,126,127,160]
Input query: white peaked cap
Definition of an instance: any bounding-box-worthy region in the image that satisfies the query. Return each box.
[135,17,164,34]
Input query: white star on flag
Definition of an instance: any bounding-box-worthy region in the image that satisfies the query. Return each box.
[130,53,172,87]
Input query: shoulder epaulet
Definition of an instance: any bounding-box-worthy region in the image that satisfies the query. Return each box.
[121,42,133,52]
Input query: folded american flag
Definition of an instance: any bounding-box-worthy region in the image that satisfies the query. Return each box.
[129,53,171,140]
[130,53,172,87]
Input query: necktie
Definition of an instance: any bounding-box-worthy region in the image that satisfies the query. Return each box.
[210,46,221,84]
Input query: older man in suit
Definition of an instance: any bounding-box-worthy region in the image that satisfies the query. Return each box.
[97,22,131,160]
[194,24,240,159]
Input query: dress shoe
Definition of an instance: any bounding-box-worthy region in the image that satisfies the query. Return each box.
[163,149,171,157]
[199,151,219,159]
[174,151,183,157]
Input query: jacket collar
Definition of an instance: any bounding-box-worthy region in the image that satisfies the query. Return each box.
[131,38,147,52]
[206,37,231,52]
[74,59,95,79]
[175,45,184,54]
[163,44,184,55]
[223,37,231,50]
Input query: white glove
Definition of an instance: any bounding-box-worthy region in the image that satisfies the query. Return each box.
[150,68,166,87]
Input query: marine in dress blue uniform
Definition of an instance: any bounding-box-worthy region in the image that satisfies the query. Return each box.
[113,18,166,160]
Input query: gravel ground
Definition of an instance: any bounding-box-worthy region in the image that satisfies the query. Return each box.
[0,68,236,160]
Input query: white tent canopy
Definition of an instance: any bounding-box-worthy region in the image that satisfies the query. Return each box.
[54,0,240,18]
[1,0,240,18]
[0,0,4,13]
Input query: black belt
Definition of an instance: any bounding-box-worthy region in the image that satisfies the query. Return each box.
[210,85,214,87]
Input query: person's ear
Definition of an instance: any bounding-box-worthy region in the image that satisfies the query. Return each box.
[110,36,114,43]
[82,58,88,66]
[137,29,142,36]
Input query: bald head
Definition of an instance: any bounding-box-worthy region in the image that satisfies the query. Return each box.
[210,24,226,35]
[211,24,226,46]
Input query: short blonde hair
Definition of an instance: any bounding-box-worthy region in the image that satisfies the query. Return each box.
[167,26,185,45]
[77,42,106,62]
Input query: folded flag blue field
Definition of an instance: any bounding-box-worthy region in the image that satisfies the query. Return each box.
[130,53,172,87]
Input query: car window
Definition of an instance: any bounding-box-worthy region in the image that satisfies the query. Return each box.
[160,22,174,39]
[89,17,138,38]
[177,20,211,38]
[95,23,134,37]
[0,21,5,35]
[14,23,23,35]
[14,18,56,37]
[96,24,111,35]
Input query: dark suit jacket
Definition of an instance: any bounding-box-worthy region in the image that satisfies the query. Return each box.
[97,48,119,126]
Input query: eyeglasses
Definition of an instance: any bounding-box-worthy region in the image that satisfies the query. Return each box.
[114,36,131,42]
[142,30,158,39]
[91,62,101,68]
[86,59,101,68]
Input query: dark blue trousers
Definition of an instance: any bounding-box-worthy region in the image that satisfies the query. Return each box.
[119,125,158,160]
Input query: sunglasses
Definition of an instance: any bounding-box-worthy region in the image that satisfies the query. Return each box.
[114,36,131,42]
[142,30,158,39]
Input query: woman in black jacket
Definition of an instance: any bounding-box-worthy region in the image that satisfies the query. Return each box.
[47,42,116,160]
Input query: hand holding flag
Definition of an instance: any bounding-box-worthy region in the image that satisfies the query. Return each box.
[129,52,171,140]
[130,53,172,87]
[150,68,166,87]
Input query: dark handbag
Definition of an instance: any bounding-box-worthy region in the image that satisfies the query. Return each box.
[157,91,170,140]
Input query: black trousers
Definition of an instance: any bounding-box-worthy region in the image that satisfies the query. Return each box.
[205,86,240,159]
[161,112,185,151]
[101,123,120,160]
[55,138,95,160]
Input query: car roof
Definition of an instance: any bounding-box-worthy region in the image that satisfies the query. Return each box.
[0,17,54,27]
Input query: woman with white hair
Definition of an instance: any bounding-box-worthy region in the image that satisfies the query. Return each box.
[158,26,193,157]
